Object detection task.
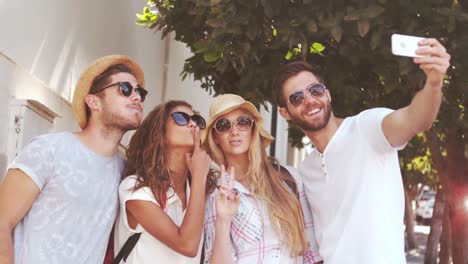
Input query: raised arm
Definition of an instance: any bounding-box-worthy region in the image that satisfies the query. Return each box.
[383,38,450,147]
[208,166,239,264]
[125,127,211,257]
[0,169,40,264]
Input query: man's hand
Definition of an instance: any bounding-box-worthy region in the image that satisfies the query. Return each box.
[382,39,450,147]
[414,38,451,88]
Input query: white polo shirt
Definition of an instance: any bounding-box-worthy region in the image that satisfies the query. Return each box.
[300,108,406,264]
[114,175,203,264]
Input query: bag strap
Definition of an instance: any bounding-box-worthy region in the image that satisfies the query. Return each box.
[112,232,142,264]
[268,157,300,197]
[268,157,299,199]
[113,192,167,263]
[279,165,299,199]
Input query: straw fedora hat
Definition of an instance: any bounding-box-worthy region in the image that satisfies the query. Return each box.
[201,94,274,149]
[72,55,145,129]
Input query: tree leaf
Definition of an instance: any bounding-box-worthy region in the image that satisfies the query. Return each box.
[438,8,451,16]
[357,19,370,37]
[136,20,147,26]
[226,25,243,34]
[364,5,385,19]
[285,48,300,60]
[204,51,221,62]
[307,20,318,33]
[136,13,147,21]
[448,15,456,33]
[246,24,257,40]
[370,30,381,50]
[163,0,172,9]
[293,47,300,55]
[206,18,224,28]
[240,42,251,54]
[344,9,363,21]
[272,27,278,37]
[193,40,211,53]
[310,42,326,54]
[331,24,343,42]
[261,0,274,18]
[289,19,301,27]
[150,14,158,22]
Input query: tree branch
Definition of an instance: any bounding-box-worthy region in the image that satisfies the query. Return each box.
[424,129,446,173]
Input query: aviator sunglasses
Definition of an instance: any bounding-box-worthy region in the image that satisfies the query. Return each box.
[91,81,148,102]
[214,114,254,134]
[288,83,326,107]
[171,112,207,129]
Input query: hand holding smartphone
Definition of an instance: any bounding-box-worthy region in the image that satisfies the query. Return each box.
[391,34,427,58]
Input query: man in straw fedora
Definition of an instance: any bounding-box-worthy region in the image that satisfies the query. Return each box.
[0,55,148,264]
[272,38,450,264]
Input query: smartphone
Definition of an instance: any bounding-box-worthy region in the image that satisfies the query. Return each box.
[391,34,426,58]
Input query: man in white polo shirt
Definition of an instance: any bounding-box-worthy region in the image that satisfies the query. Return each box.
[273,38,450,263]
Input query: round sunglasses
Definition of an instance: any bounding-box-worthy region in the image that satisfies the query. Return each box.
[288,83,326,107]
[171,111,206,129]
[91,81,148,102]
[214,114,254,134]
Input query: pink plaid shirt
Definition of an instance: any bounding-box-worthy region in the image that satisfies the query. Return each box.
[203,165,322,264]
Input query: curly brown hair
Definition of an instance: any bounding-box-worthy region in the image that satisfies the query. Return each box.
[124,100,217,207]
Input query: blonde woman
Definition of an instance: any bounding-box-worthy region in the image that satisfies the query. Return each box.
[201,94,323,264]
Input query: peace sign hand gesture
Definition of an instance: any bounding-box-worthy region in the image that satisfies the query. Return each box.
[215,165,240,221]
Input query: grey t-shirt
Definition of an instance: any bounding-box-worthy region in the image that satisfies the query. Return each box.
[8,132,124,264]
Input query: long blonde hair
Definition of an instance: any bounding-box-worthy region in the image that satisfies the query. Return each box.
[204,111,308,255]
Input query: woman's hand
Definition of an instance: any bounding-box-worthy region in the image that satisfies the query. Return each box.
[186,127,212,183]
[216,165,240,221]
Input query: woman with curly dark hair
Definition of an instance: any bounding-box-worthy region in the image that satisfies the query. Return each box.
[113,100,216,264]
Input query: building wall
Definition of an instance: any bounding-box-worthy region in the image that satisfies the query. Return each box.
[0,0,164,174]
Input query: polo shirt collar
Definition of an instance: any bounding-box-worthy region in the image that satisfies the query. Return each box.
[166,179,191,206]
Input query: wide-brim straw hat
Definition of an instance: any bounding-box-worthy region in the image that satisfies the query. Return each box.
[201,94,274,149]
[72,55,145,129]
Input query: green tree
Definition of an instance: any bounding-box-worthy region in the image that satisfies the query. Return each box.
[138,0,468,262]
[399,134,437,251]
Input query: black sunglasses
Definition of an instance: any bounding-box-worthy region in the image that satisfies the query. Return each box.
[214,114,254,134]
[171,112,206,129]
[91,82,148,102]
[288,83,326,107]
